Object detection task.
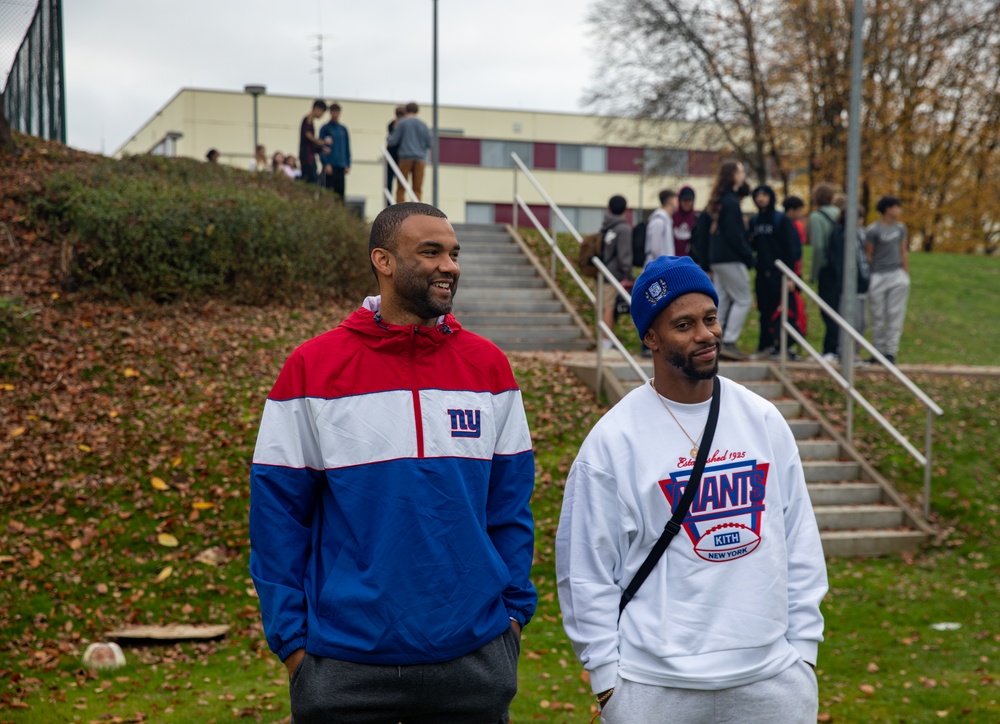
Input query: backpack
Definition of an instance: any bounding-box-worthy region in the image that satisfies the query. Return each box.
[856,232,871,294]
[631,221,647,269]
[819,210,869,293]
[578,230,603,278]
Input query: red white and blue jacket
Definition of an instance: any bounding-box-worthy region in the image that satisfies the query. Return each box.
[249,299,537,665]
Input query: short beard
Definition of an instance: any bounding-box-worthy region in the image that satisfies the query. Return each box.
[666,346,719,380]
[394,259,458,321]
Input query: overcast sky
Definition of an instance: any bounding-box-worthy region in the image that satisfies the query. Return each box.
[48,0,598,154]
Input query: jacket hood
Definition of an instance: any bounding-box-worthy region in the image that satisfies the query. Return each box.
[340,295,461,354]
[752,184,777,213]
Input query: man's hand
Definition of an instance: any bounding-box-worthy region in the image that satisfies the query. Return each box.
[284,648,305,678]
[345,167,351,175]
[323,164,332,175]
[510,620,521,638]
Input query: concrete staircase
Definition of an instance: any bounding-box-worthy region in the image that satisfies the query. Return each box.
[566,358,933,558]
[450,223,592,351]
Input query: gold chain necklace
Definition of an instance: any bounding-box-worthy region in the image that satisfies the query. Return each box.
[649,380,706,459]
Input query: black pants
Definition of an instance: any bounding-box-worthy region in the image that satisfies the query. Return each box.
[301,160,319,186]
[324,167,346,200]
[818,267,841,356]
[289,627,520,724]
[755,271,782,352]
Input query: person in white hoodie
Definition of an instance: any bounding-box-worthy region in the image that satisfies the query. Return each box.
[644,189,679,264]
[556,255,827,723]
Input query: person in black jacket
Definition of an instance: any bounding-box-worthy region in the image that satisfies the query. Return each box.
[749,184,801,357]
[705,161,752,360]
[598,195,633,349]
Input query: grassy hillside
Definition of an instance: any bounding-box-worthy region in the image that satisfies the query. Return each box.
[0,143,997,721]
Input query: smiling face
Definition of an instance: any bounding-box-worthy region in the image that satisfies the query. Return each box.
[376,214,461,327]
[644,293,722,390]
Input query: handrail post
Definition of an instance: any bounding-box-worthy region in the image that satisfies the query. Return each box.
[596,275,604,399]
[924,409,933,519]
[779,273,788,377]
[512,158,519,230]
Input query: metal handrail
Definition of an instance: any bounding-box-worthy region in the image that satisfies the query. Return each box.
[380,147,418,204]
[774,259,943,518]
[510,154,646,395]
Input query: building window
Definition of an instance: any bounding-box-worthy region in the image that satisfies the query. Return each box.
[466,203,495,224]
[552,206,606,235]
[557,144,606,173]
[481,140,533,168]
[645,148,688,177]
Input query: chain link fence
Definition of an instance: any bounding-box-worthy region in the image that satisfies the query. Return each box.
[1,0,65,142]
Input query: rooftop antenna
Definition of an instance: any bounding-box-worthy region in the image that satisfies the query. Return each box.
[311,2,332,98]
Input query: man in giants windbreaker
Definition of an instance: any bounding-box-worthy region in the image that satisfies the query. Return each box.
[250,202,536,722]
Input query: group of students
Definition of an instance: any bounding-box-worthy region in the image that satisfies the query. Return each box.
[248,144,303,179]
[598,159,910,365]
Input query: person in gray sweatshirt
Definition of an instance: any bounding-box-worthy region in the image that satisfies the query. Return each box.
[386,102,432,203]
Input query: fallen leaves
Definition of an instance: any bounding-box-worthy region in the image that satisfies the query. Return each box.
[156,533,179,548]
[150,477,169,491]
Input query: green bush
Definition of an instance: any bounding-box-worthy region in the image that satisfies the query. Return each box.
[35,155,373,304]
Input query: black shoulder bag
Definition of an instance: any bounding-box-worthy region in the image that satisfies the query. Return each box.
[619,376,722,618]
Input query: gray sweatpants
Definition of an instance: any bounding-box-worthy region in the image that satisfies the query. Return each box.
[289,627,520,723]
[868,268,910,357]
[600,659,819,724]
[710,262,752,344]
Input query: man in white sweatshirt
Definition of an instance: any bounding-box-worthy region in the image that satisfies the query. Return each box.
[556,255,827,723]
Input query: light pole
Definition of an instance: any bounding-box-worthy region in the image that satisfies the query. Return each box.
[432,0,439,208]
[244,84,267,155]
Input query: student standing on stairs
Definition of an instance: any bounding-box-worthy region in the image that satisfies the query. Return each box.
[556,255,828,724]
[250,203,536,723]
[599,195,634,349]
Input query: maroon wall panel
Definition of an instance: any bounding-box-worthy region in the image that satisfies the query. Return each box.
[534,142,557,169]
[607,146,643,173]
[495,203,551,229]
[687,150,722,177]
[439,137,481,166]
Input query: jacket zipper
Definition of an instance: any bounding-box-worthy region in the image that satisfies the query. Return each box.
[410,325,424,458]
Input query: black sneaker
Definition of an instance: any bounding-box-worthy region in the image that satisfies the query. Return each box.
[885,354,896,365]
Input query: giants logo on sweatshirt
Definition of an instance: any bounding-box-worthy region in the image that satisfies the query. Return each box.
[660,457,768,562]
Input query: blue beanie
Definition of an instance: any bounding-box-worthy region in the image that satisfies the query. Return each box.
[630,256,719,341]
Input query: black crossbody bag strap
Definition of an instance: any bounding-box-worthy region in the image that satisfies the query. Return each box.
[619,376,722,618]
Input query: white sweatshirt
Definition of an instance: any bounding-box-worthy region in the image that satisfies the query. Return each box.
[556,377,827,694]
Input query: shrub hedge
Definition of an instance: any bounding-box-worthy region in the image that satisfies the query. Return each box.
[34,155,373,304]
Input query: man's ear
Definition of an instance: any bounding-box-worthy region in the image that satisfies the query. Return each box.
[643,328,659,351]
[371,248,393,278]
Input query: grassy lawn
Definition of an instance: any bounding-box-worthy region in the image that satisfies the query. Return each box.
[1,245,998,721]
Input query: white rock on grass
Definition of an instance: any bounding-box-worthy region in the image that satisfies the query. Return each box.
[82,642,126,670]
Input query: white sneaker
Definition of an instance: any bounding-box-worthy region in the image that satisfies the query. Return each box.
[821,352,839,362]
[600,339,613,350]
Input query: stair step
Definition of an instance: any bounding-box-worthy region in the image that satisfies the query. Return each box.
[455,300,565,314]
[491,338,593,352]
[773,400,802,419]
[807,482,882,506]
[462,289,559,302]
[820,529,927,557]
[797,440,841,460]
[788,420,822,439]
[462,275,549,288]
[814,504,904,530]
[469,326,588,342]
[718,363,772,381]
[457,312,574,327]
[803,460,860,482]
[461,265,538,277]
[739,380,785,399]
